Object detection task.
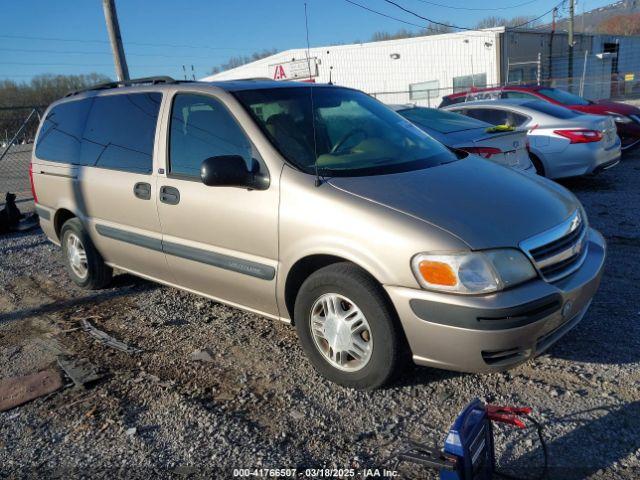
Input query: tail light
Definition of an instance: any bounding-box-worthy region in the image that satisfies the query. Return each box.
[28,163,38,203]
[553,129,603,144]
[459,146,502,159]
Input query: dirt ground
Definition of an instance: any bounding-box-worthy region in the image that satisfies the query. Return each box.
[1,153,639,479]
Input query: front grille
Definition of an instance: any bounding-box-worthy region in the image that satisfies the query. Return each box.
[521,210,588,282]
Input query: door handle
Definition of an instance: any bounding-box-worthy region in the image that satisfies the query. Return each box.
[133,182,151,200]
[160,186,180,205]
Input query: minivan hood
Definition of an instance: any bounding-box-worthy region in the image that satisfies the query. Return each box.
[328,157,578,250]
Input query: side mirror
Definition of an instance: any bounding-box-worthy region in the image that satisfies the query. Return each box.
[200,155,269,189]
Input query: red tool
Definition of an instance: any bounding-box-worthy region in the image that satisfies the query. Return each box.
[485,405,533,429]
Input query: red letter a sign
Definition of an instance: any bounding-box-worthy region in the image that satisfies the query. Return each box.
[273,65,287,80]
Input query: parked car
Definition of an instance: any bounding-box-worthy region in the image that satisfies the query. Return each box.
[32,79,605,389]
[388,104,534,173]
[444,99,621,179]
[440,85,640,151]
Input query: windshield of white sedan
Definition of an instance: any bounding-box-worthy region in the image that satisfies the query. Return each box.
[234,87,457,176]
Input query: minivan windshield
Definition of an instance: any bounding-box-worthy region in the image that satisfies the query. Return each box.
[234,87,457,176]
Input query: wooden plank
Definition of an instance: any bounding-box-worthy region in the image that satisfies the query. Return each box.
[0,369,63,411]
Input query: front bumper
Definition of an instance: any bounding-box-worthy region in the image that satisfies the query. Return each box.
[385,228,606,373]
[616,121,640,151]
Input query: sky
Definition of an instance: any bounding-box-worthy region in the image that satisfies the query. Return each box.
[0,0,613,83]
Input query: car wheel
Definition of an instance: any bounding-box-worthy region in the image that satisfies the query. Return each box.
[294,262,403,389]
[61,218,112,289]
[529,153,545,176]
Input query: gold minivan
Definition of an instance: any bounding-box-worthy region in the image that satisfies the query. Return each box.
[32,78,605,389]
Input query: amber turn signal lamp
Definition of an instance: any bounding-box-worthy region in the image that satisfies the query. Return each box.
[418,260,457,286]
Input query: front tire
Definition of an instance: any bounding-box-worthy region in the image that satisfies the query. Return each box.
[294,262,403,389]
[61,218,112,289]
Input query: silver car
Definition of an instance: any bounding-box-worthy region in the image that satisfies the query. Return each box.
[444,99,621,179]
[389,104,534,173]
[32,79,606,389]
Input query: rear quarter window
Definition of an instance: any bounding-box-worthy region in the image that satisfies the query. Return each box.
[35,98,92,164]
[35,92,162,173]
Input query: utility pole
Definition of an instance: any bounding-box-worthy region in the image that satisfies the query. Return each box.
[102,0,129,81]
[548,7,557,83]
[568,0,575,92]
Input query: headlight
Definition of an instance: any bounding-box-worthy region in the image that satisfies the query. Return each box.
[605,111,632,123]
[411,249,537,294]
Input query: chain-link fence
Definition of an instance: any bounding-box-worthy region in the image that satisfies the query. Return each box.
[368,75,640,108]
[369,44,640,107]
[0,107,42,212]
[0,143,34,211]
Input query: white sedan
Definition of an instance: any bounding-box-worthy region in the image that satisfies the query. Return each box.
[444,99,621,179]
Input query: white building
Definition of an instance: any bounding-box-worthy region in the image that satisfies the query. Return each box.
[202,27,640,105]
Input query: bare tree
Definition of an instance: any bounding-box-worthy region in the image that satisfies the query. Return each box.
[476,15,539,29]
[597,13,640,35]
[210,49,279,75]
[0,73,111,141]
[370,23,453,42]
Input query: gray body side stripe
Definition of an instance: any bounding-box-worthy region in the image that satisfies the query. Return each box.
[95,224,275,281]
[39,171,77,179]
[35,205,50,220]
[163,241,275,281]
[95,224,163,252]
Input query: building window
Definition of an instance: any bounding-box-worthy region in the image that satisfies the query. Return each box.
[409,80,440,100]
[452,73,487,93]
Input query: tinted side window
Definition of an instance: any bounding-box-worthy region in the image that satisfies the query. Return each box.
[169,94,252,178]
[80,92,161,173]
[35,98,92,164]
[502,91,538,100]
[522,100,581,119]
[464,108,528,127]
[464,108,508,125]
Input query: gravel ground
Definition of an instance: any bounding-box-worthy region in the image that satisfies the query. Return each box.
[0,153,639,479]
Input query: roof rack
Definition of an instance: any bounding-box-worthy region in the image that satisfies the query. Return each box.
[65,76,179,97]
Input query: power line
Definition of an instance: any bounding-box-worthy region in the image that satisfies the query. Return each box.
[342,0,425,29]
[2,61,178,68]
[0,46,225,60]
[507,3,566,29]
[382,0,475,30]
[412,0,539,11]
[0,34,257,52]
[380,0,563,31]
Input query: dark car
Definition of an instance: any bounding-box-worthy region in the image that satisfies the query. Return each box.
[440,85,640,151]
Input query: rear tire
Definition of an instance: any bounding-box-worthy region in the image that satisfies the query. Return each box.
[294,262,403,389]
[61,218,112,289]
[529,152,545,176]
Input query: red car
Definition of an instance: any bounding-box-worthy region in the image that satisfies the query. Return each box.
[440,85,640,151]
